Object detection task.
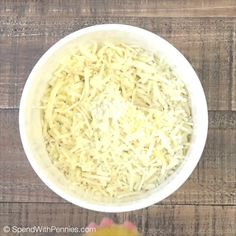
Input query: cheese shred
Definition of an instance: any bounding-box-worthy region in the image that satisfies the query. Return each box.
[41,42,193,199]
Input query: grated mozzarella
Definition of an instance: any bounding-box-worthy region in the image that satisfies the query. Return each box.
[40,42,193,199]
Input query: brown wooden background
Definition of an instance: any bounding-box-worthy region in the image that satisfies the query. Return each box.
[0,1,236,235]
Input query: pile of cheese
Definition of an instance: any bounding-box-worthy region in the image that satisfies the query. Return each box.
[41,42,193,199]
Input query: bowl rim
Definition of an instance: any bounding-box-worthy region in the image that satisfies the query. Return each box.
[19,24,208,212]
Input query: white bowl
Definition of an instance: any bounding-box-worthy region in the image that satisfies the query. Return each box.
[19,24,208,212]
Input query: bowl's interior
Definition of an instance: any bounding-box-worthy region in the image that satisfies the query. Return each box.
[19,25,208,212]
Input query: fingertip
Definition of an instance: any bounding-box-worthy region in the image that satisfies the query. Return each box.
[123,221,137,231]
[100,217,113,227]
[87,222,97,229]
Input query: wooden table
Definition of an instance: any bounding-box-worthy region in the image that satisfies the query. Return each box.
[0,1,236,235]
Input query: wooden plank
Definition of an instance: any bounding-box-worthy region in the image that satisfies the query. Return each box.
[208,111,236,128]
[232,23,236,110]
[167,128,236,205]
[0,109,63,203]
[0,35,58,109]
[0,203,235,236]
[0,17,235,110]
[0,0,236,17]
[0,110,235,205]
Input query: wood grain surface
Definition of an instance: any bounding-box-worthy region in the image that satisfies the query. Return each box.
[0,203,235,236]
[0,17,235,110]
[0,110,236,206]
[1,0,236,17]
[0,1,236,236]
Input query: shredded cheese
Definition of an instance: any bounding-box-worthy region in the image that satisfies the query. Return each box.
[41,42,193,199]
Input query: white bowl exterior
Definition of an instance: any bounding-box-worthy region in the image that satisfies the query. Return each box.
[19,24,208,212]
